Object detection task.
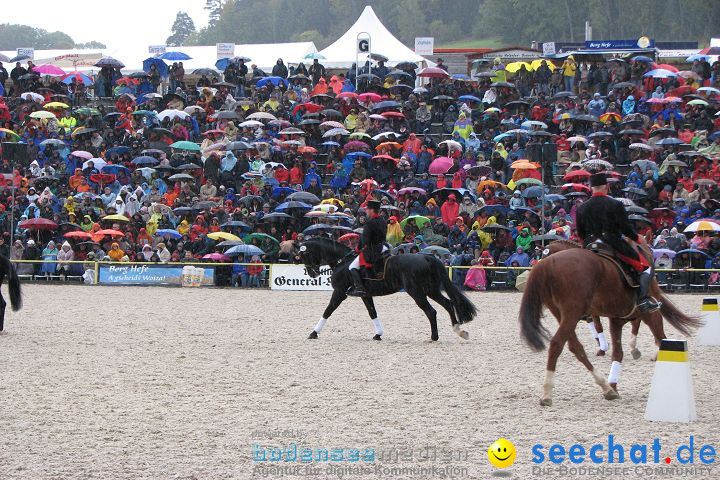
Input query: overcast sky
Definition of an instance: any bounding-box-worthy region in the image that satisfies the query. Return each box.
[2,0,210,51]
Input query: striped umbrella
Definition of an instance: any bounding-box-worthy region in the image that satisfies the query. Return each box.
[684,220,720,233]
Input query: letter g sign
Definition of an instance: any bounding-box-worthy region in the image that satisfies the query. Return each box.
[357,38,371,54]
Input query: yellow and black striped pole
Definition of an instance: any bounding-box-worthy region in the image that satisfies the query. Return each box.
[698,298,720,346]
[645,339,696,422]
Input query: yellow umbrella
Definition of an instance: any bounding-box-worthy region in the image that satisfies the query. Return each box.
[505,61,533,73]
[44,102,70,109]
[207,231,241,241]
[320,198,345,207]
[684,220,720,233]
[102,214,130,222]
[530,59,556,71]
[29,111,56,119]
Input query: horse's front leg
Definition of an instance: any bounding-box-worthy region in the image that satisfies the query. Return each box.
[308,289,347,339]
[607,318,625,394]
[362,296,383,341]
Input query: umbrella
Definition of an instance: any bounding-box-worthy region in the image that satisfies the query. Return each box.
[43,102,70,110]
[631,159,659,172]
[132,156,159,165]
[40,138,65,147]
[582,159,614,170]
[102,214,130,222]
[207,232,241,241]
[64,231,92,239]
[29,111,56,120]
[421,246,451,256]
[417,67,450,78]
[400,215,430,229]
[257,76,289,88]
[245,233,280,246]
[95,229,125,237]
[397,187,427,196]
[156,229,183,239]
[89,173,115,186]
[18,218,58,230]
[676,249,711,258]
[521,186,544,198]
[168,173,195,182]
[684,220,720,233]
[275,201,312,213]
[323,128,350,138]
[428,156,454,175]
[160,51,192,61]
[170,141,201,152]
[95,57,125,68]
[158,109,190,121]
[573,114,600,123]
[202,253,231,262]
[514,178,543,187]
[226,244,265,257]
[687,99,709,107]
[629,143,654,151]
[656,138,683,145]
[643,69,677,78]
[286,192,320,204]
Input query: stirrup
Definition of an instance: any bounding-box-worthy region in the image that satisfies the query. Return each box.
[637,297,661,313]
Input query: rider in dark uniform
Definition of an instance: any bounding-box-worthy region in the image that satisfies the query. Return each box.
[576,172,660,313]
[348,200,387,297]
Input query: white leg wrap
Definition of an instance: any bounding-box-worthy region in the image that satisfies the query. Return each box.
[587,322,599,339]
[314,317,327,333]
[608,361,622,384]
[597,332,608,351]
[372,317,383,336]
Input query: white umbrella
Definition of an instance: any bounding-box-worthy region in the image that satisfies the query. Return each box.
[21,92,44,102]
[629,143,655,151]
[322,128,350,138]
[247,112,277,121]
[83,158,107,170]
[684,220,720,233]
[157,109,189,121]
[239,120,263,128]
[184,106,205,114]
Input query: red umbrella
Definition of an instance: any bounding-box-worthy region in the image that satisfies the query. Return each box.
[64,231,92,239]
[654,63,679,73]
[381,111,405,118]
[358,92,383,103]
[95,229,125,237]
[18,218,58,230]
[90,173,116,186]
[298,146,317,154]
[338,232,360,244]
[292,103,323,115]
[337,92,358,99]
[417,67,451,78]
[668,86,695,97]
[560,183,592,194]
[372,154,398,164]
[563,169,591,181]
[202,129,225,136]
[429,156,454,175]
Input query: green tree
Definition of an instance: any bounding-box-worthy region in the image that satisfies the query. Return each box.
[205,0,224,27]
[75,41,107,49]
[166,11,196,46]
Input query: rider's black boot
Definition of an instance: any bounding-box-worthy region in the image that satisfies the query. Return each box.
[348,269,368,297]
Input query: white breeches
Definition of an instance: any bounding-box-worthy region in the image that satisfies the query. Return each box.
[349,245,389,270]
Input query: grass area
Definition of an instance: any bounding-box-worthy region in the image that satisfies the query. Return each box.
[436,37,505,49]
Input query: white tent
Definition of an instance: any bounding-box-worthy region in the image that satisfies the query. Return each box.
[318,6,430,68]
[1,42,318,73]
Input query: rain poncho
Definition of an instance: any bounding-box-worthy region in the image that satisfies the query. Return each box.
[221,151,238,172]
[452,112,473,140]
[622,96,636,116]
[515,228,533,252]
[386,216,404,246]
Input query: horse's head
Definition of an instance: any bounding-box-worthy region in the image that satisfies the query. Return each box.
[297,241,323,278]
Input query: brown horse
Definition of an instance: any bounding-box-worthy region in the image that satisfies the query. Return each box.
[519,241,699,406]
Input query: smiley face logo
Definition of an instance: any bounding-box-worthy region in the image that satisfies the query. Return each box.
[488,438,516,468]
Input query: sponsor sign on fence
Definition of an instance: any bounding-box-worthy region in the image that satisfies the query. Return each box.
[99,264,214,286]
[270,264,333,291]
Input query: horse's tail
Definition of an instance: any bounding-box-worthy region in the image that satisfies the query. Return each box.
[437,261,477,324]
[2,255,22,311]
[519,265,549,351]
[656,290,701,336]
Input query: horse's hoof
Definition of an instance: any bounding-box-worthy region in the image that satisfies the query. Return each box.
[308,331,318,340]
[540,398,552,407]
[609,383,619,393]
[372,334,382,341]
[431,336,439,342]
[459,330,470,340]
[596,349,606,357]
[604,389,621,401]
[631,349,642,360]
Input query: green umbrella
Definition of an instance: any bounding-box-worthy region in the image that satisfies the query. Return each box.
[400,215,431,229]
[170,141,201,152]
[514,178,543,187]
[244,233,280,246]
[74,107,101,116]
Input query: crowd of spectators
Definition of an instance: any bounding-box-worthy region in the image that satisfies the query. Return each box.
[1,52,720,289]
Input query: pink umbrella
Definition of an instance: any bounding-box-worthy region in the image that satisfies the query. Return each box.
[32,64,66,76]
[654,63,679,73]
[397,187,427,195]
[343,140,370,151]
[70,150,93,159]
[646,98,665,104]
[418,67,451,78]
[203,253,231,262]
[429,156,454,175]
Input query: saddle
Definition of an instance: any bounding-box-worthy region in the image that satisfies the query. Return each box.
[585,240,640,288]
[361,250,393,281]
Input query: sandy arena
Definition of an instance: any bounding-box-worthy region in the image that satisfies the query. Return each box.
[0,285,717,479]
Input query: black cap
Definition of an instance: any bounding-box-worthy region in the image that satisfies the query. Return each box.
[589,172,607,187]
[366,200,382,211]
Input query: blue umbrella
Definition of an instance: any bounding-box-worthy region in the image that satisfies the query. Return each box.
[275,201,312,213]
[676,248,710,258]
[544,194,566,202]
[686,54,710,62]
[643,69,677,78]
[157,229,182,239]
[61,73,93,86]
[160,51,192,61]
[475,205,511,217]
[101,165,130,175]
[345,151,372,159]
[143,57,168,77]
[256,76,289,88]
[226,244,265,256]
[521,186,544,198]
[708,131,720,141]
[452,73,471,80]
[221,221,251,231]
[321,141,341,147]
[105,146,131,156]
[215,56,251,70]
[131,156,159,165]
[303,224,335,235]
[272,186,297,198]
[458,95,482,103]
[493,133,513,142]
[631,56,654,63]
[656,137,683,145]
[304,52,326,60]
[9,54,31,63]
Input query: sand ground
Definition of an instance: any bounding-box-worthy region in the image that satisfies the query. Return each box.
[0,285,717,479]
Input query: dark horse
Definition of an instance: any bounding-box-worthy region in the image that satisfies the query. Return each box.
[297,237,477,341]
[519,241,699,406]
[0,255,23,331]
